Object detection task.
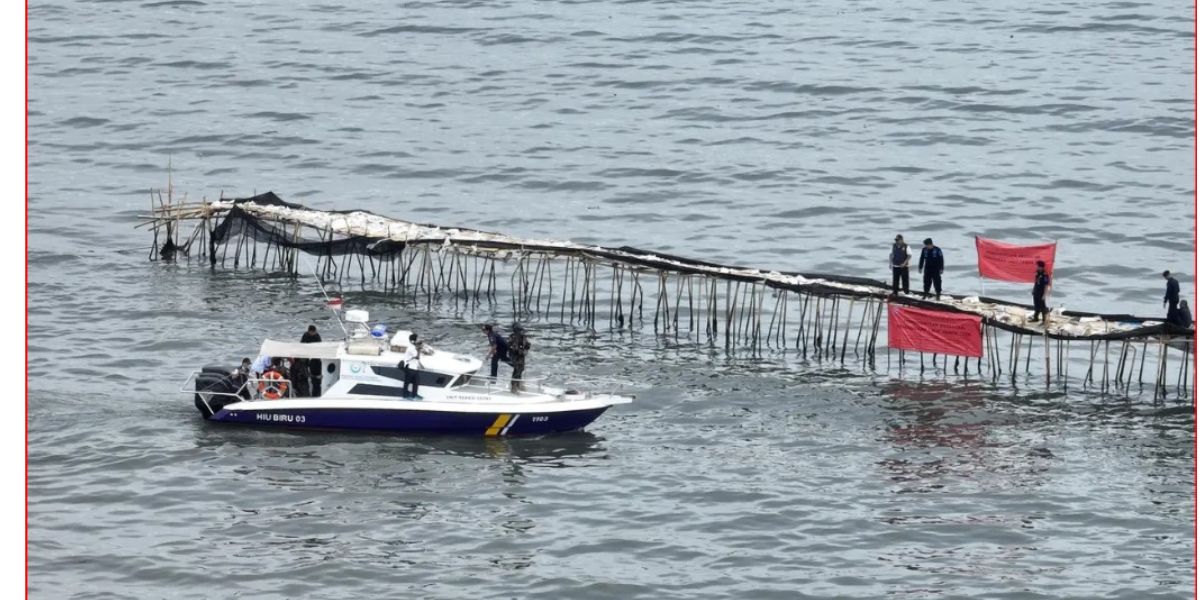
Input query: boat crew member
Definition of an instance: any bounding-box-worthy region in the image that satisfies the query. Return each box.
[258,357,292,399]
[889,235,911,296]
[268,357,291,380]
[918,238,944,299]
[507,323,531,393]
[231,357,252,380]
[482,324,509,379]
[399,333,423,400]
[232,357,253,399]
[1031,261,1051,323]
[292,356,311,397]
[251,354,271,378]
[300,325,323,397]
[1163,270,1181,324]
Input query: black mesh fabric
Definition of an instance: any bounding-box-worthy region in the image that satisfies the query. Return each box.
[209,192,1189,342]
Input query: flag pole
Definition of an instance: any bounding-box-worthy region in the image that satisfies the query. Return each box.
[975,235,984,297]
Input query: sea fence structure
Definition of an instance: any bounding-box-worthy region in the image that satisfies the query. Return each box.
[142,191,1195,402]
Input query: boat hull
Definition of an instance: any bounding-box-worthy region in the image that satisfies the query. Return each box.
[208,405,611,436]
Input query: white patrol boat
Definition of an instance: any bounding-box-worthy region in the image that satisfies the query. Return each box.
[183,310,632,436]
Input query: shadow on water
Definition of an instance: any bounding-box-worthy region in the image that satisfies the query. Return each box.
[872,380,1057,495]
[190,423,609,463]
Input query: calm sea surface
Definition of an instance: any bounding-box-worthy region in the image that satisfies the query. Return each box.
[28,0,1195,598]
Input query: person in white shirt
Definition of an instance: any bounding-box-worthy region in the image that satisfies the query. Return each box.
[398,333,423,400]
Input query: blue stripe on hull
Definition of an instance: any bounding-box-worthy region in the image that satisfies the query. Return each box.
[209,406,610,436]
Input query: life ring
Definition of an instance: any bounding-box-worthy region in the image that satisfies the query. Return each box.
[258,370,289,400]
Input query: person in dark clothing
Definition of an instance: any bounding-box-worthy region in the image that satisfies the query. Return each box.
[889,235,911,295]
[1163,270,1181,323]
[1177,300,1193,329]
[300,325,323,397]
[292,357,310,397]
[918,238,944,299]
[399,333,423,400]
[1031,261,1051,323]
[507,323,531,393]
[482,324,510,379]
[301,325,322,344]
[268,357,291,380]
[232,357,253,400]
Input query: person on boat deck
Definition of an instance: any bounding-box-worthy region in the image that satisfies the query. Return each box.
[267,357,291,380]
[292,356,311,397]
[231,357,252,380]
[259,357,292,399]
[1163,270,1181,323]
[482,324,509,379]
[399,333,423,400]
[507,323,531,393]
[232,357,253,399]
[250,354,271,378]
[889,235,911,296]
[299,325,323,397]
[918,238,944,299]
[301,325,322,344]
[1031,261,1052,323]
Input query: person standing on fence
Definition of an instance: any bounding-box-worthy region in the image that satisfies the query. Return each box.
[1031,260,1052,322]
[889,235,911,296]
[918,238,944,299]
[507,323,531,393]
[1163,270,1181,323]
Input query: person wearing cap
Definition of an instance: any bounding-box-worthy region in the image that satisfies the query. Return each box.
[482,324,510,380]
[506,323,531,393]
[231,357,253,399]
[1031,261,1052,323]
[399,333,423,400]
[917,238,944,299]
[1163,270,1181,324]
[889,235,912,295]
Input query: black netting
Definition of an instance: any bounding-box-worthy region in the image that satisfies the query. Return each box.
[211,192,1190,342]
[212,204,405,257]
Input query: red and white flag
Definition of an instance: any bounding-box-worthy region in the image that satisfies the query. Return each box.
[975,236,1056,283]
[888,303,983,358]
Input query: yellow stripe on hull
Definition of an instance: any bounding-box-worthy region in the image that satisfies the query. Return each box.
[484,414,511,436]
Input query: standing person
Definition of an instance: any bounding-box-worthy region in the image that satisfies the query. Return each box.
[399,333,423,400]
[482,324,509,380]
[1031,260,1052,323]
[507,323,531,393]
[300,325,323,396]
[301,325,322,344]
[918,238,944,299]
[1163,270,1181,323]
[292,356,311,397]
[889,235,911,295]
[231,357,253,400]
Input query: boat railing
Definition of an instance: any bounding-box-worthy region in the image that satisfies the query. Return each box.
[457,374,546,396]
[180,371,300,407]
[455,374,636,400]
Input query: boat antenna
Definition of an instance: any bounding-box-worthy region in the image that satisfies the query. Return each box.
[300,254,349,339]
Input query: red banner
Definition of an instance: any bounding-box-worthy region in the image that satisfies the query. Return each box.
[888,304,983,358]
[975,236,1056,283]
